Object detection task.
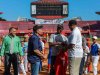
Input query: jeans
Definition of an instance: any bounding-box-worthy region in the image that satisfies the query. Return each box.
[92,56,99,75]
[4,53,19,75]
[39,60,42,72]
[31,61,40,75]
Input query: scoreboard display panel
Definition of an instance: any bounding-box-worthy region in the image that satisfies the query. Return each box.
[31,4,68,16]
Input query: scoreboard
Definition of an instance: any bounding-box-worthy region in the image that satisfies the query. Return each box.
[31,4,68,16]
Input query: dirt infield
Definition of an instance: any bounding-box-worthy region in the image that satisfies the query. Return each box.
[0,43,100,75]
[0,57,100,75]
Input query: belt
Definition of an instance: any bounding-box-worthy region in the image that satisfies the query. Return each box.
[5,53,19,55]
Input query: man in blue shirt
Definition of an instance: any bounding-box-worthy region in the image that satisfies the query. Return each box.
[28,25,46,75]
[90,36,100,75]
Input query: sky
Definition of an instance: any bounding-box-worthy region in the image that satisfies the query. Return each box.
[0,0,100,21]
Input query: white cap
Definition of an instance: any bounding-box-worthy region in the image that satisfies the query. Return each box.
[92,36,98,40]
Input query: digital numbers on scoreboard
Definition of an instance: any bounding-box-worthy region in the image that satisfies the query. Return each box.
[31,4,68,16]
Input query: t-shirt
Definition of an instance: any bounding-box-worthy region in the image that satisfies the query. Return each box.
[90,43,100,56]
[68,27,83,57]
[28,33,42,63]
[82,36,87,49]
[82,36,87,56]
[84,46,90,56]
[49,33,68,56]
[10,38,14,54]
[23,42,28,52]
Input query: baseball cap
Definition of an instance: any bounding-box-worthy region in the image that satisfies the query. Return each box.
[33,25,43,31]
[92,36,98,40]
[57,25,64,30]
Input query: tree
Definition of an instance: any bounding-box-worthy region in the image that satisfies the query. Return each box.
[0,17,6,21]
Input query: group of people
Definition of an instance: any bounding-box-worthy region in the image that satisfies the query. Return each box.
[0,20,100,75]
[48,20,100,75]
[0,25,45,75]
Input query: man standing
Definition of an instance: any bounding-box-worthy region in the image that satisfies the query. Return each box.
[23,35,29,72]
[68,20,83,75]
[78,27,87,75]
[90,36,100,75]
[28,25,46,75]
[49,25,68,75]
[0,27,23,75]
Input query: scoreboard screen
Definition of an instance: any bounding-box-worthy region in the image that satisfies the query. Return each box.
[32,5,36,14]
[31,4,68,16]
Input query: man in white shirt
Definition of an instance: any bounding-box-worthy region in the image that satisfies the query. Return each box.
[90,36,100,75]
[68,20,83,75]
